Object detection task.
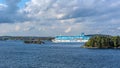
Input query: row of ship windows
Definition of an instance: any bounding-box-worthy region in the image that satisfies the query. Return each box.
[56,37,90,40]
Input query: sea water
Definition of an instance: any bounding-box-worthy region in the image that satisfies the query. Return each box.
[0,41,120,68]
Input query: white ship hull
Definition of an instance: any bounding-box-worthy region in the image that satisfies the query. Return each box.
[52,39,88,43]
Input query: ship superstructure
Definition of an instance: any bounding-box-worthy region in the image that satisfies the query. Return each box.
[52,33,91,43]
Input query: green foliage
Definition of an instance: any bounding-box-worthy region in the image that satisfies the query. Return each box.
[84,35,120,48]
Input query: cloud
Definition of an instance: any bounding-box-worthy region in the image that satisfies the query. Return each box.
[5,0,21,13]
[0,0,120,36]
[23,0,120,21]
[15,25,21,31]
[117,27,120,30]
[0,0,29,23]
[65,27,72,33]
[0,3,7,10]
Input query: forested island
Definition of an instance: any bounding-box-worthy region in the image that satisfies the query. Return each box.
[84,35,120,48]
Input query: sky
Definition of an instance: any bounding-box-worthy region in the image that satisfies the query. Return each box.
[0,0,120,36]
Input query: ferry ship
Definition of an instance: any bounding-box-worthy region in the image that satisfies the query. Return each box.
[52,33,91,43]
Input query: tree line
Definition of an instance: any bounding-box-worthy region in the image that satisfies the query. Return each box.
[84,35,120,48]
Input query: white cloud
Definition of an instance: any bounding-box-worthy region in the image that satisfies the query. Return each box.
[65,27,72,33]
[117,27,120,30]
[23,27,31,31]
[15,25,20,31]
[0,4,7,10]
[56,14,66,19]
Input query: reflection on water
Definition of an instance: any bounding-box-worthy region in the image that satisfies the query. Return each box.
[0,41,120,68]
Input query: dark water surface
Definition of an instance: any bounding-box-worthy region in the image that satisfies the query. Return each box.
[0,41,120,68]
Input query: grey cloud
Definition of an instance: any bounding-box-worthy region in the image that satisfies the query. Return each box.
[60,0,120,20]
[0,0,29,23]
[5,0,21,13]
[62,8,97,19]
